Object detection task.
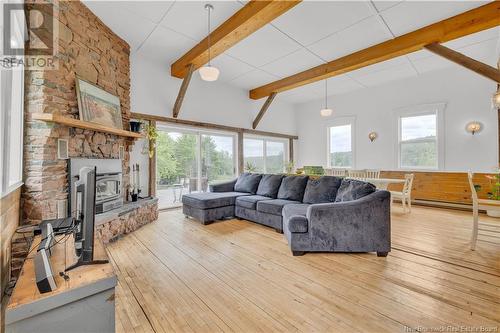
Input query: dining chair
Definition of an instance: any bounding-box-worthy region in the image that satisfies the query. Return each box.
[390,174,414,213]
[347,169,367,180]
[365,169,380,179]
[328,168,347,177]
[467,172,500,250]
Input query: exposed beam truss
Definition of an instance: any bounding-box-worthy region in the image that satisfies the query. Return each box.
[249,2,500,99]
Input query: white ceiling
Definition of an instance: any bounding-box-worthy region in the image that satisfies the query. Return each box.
[84,0,500,104]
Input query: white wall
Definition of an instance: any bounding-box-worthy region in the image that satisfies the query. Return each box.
[295,66,498,173]
[130,55,297,134]
[129,55,297,193]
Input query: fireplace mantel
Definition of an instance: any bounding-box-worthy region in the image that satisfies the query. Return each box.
[32,113,143,139]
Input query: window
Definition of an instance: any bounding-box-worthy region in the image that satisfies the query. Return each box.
[397,105,444,170]
[155,127,236,209]
[243,137,287,173]
[1,8,25,197]
[328,124,353,168]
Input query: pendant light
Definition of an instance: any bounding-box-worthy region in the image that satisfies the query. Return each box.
[320,79,332,117]
[199,4,220,82]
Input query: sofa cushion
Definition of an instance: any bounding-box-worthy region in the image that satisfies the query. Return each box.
[234,173,262,194]
[257,199,300,216]
[256,174,284,198]
[236,195,273,210]
[277,176,309,202]
[182,192,250,210]
[334,179,376,202]
[302,176,342,204]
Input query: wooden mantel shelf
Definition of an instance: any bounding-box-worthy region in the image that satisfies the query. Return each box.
[32,113,143,139]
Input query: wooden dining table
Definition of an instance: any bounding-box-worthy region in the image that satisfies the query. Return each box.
[347,177,406,190]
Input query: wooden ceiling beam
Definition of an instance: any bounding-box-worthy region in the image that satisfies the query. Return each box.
[131,112,298,140]
[249,1,500,100]
[252,92,277,129]
[425,43,500,83]
[171,0,301,79]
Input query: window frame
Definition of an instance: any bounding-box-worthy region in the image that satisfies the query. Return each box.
[395,103,445,171]
[327,117,356,169]
[1,7,25,198]
[155,124,238,192]
[243,135,289,174]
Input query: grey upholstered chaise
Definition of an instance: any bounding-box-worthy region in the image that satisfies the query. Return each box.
[182,173,391,257]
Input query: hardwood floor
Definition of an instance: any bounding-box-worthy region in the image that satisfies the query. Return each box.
[108,204,500,333]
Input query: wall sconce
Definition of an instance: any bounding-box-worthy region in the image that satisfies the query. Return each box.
[466,121,482,135]
[368,132,378,142]
[492,91,500,109]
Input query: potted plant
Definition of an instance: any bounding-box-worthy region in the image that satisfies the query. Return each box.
[285,161,295,174]
[485,169,500,217]
[245,162,257,173]
[142,123,159,158]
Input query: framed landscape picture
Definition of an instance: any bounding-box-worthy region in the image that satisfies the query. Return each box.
[76,77,123,130]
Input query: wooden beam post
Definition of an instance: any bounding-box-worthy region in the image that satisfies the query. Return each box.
[249,2,500,99]
[425,43,500,83]
[497,58,499,165]
[148,120,157,197]
[252,92,277,129]
[238,131,244,175]
[173,64,194,118]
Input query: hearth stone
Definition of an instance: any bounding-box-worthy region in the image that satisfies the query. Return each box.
[95,197,158,243]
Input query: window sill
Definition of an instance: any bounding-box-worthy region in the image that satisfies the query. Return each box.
[1,181,23,199]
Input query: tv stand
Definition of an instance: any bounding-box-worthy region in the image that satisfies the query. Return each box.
[65,258,109,272]
[5,233,116,333]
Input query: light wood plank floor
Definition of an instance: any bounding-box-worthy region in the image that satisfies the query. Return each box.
[108,204,500,333]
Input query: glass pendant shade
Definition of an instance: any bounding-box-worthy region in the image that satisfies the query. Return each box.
[199,65,220,81]
[320,108,333,117]
[200,4,219,82]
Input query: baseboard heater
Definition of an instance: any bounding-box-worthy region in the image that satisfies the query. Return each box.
[399,199,484,213]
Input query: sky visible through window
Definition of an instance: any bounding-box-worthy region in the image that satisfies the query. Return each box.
[330,125,351,153]
[167,132,233,153]
[401,114,436,141]
[244,139,264,157]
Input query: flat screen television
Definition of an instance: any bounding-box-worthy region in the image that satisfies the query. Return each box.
[66,166,107,271]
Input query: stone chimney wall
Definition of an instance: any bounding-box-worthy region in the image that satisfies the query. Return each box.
[23,0,132,225]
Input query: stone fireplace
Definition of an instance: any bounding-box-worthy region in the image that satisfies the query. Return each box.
[12,0,158,280]
[23,0,133,225]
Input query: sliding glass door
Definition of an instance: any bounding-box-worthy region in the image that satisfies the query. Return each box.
[201,134,236,187]
[156,127,235,209]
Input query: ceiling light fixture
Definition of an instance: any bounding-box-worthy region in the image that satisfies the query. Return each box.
[320,79,332,117]
[199,4,220,82]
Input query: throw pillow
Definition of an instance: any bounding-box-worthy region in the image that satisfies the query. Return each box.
[234,173,262,194]
[303,176,342,204]
[277,176,309,202]
[256,174,284,198]
[334,179,376,202]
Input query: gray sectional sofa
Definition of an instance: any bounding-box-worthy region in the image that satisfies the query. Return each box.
[182,173,391,257]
